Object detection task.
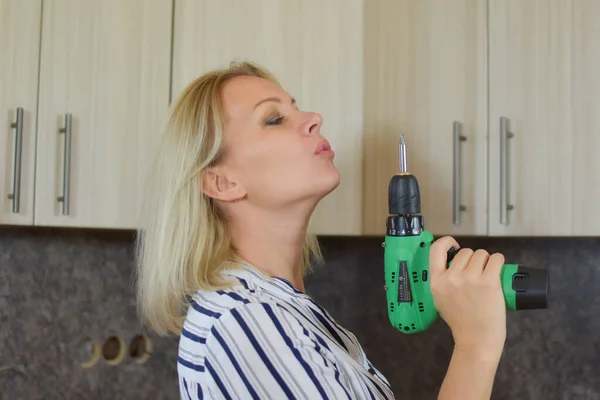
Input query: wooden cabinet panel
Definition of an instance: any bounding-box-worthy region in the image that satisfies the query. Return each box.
[488,0,600,236]
[34,0,172,228]
[363,0,488,236]
[3,1,600,236]
[0,0,42,225]
[172,0,364,235]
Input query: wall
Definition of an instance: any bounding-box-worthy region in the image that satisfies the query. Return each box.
[0,228,179,400]
[1,227,599,400]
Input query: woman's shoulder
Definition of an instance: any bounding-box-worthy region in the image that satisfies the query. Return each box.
[183,278,278,332]
[182,262,307,329]
[177,279,305,377]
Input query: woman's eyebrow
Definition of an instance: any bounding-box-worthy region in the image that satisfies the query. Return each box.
[253,96,296,110]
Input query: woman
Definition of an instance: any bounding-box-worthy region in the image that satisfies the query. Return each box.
[135,61,507,399]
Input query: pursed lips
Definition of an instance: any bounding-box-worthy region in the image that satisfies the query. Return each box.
[314,139,332,154]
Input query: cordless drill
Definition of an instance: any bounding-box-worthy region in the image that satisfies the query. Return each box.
[383,134,549,334]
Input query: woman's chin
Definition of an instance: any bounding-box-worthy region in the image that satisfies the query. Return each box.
[314,168,341,197]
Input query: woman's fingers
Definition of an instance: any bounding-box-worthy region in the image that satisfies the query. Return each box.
[464,249,491,277]
[428,237,508,354]
[482,252,505,283]
[447,248,475,273]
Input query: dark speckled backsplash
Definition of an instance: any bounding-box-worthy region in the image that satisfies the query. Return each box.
[1,227,599,399]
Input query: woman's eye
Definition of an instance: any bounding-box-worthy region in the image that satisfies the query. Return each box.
[266,116,285,126]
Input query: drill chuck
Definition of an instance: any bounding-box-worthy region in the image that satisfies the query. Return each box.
[387,173,424,236]
[388,173,421,215]
[389,134,422,216]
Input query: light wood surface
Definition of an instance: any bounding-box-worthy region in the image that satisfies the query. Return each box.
[488,0,600,236]
[363,0,488,236]
[34,0,172,228]
[172,0,364,235]
[0,0,42,225]
[2,0,600,236]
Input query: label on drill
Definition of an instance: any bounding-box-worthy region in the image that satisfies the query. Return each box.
[397,261,413,303]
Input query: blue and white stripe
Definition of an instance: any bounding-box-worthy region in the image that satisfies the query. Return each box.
[178,263,394,399]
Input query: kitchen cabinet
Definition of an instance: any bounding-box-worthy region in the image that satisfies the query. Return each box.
[364,0,600,237]
[0,0,42,226]
[488,0,600,236]
[1,0,171,229]
[33,0,172,228]
[4,0,600,236]
[363,0,488,236]
[171,0,364,235]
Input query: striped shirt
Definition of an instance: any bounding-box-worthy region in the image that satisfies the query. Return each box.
[177,262,395,399]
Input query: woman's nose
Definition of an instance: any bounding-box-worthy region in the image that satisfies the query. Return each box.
[302,112,323,136]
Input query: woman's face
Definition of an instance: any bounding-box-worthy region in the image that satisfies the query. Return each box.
[207,75,340,210]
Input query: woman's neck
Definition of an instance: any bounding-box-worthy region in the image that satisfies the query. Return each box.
[228,206,311,292]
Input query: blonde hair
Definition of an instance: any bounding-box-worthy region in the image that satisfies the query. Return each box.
[134,61,323,336]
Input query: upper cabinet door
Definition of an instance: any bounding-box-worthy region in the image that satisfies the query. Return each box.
[34,0,172,228]
[362,0,488,236]
[488,0,600,236]
[0,0,42,226]
[171,0,364,235]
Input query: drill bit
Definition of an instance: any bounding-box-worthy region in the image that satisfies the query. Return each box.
[399,134,407,173]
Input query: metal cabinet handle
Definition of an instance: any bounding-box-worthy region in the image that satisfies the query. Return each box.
[7,107,24,213]
[57,113,72,216]
[452,121,467,225]
[500,116,514,225]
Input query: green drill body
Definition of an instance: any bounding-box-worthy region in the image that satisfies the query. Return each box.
[384,135,548,334]
[384,233,521,333]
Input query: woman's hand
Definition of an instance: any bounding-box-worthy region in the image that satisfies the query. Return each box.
[429,236,507,359]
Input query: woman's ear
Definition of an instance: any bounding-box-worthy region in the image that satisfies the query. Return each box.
[201,168,246,201]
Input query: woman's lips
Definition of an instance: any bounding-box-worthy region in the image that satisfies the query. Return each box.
[315,139,335,157]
